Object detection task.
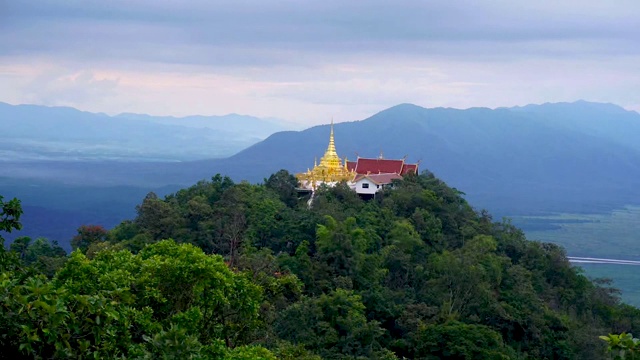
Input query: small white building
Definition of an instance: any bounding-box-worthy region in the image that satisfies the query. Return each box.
[351,173,403,196]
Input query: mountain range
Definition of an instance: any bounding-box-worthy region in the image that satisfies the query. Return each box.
[187,100,640,216]
[3,100,640,247]
[0,102,292,161]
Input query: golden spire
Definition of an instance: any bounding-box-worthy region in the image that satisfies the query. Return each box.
[296,118,355,187]
[327,119,337,156]
[319,118,340,168]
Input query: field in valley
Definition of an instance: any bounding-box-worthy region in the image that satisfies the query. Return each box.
[512,206,640,306]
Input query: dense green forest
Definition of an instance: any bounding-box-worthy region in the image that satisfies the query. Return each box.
[2,171,640,359]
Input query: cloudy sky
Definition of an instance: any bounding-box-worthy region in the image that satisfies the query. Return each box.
[1,1,639,124]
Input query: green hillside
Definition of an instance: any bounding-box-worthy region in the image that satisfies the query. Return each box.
[211,101,640,216]
[2,171,639,359]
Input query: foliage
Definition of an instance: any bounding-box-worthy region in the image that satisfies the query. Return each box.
[70,224,108,252]
[0,195,23,271]
[414,321,516,359]
[9,236,66,276]
[601,333,640,360]
[275,289,387,359]
[0,239,271,359]
[0,195,22,233]
[3,169,640,359]
[265,169,300,208]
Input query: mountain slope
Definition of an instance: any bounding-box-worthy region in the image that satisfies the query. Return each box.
[185,101,640,215]
[510,100,640,152]
[5,102,640,249]
[3,100,640,221]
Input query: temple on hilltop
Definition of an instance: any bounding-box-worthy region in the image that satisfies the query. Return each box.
[348,156,418,196]
[296,120,419,197]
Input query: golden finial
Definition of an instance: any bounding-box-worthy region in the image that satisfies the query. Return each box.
[329,118,335,148]
[319,118,339,167]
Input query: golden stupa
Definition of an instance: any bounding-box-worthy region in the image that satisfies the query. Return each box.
[297,120,355,188]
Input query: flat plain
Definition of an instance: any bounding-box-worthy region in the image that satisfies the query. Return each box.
[513,206,640,306]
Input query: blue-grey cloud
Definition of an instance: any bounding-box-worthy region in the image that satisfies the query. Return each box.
[2,1,639,67]
[1,0,640,121]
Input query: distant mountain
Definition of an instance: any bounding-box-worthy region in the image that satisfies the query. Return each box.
[13,100,636,213]
[115,112,298,136]
[509,100,640,153]
[3,100,640,239]
[180,101,640,216]
[0,102,290,161]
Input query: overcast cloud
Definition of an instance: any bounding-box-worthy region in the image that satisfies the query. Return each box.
[1,0,639,124]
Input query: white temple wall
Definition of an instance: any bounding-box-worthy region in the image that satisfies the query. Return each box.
[354,179,379,195]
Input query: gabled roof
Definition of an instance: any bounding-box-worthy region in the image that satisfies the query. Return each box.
[346,161,357,172]
[354,158,404,174]
[402,163,418,175]
[353,173,403,185]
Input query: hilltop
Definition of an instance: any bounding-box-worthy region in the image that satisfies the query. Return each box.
[3,100,640,246]
[2,170,639,359]
[185,100,640,216]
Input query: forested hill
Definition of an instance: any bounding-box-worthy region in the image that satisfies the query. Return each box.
[4,101,640,251]
[4,100,640,217]
[2,171,640,359]
[194,100,640,215]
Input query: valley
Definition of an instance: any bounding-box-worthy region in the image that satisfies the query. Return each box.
[3,100,640,307]
[5,2,640,357]
[512,206,640,306]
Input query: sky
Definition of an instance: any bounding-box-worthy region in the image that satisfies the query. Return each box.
[1,0,640,125]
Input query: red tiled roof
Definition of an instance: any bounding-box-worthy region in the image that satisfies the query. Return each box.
[402,163,418,175]
[346,161,357,172]
[355,158,404,174]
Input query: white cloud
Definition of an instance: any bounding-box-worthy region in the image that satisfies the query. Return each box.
[1,1,639,122]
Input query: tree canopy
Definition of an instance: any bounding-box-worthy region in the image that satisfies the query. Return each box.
[2,170,640,359]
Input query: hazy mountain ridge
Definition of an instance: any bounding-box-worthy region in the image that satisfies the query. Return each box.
[4,100,640,247]
[0,102,290,161]
[115,112,296,136]
[509,100,640,152]
[207,101,640,215]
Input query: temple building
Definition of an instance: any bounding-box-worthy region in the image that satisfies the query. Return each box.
[296,121,419,197]
[348,156,419,196]
[296,120,355,190]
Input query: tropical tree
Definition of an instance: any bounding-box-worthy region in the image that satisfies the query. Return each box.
[0,195,23,271]
[0,240,272,358]
[600,333,640,360]
[71,225,108,252]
